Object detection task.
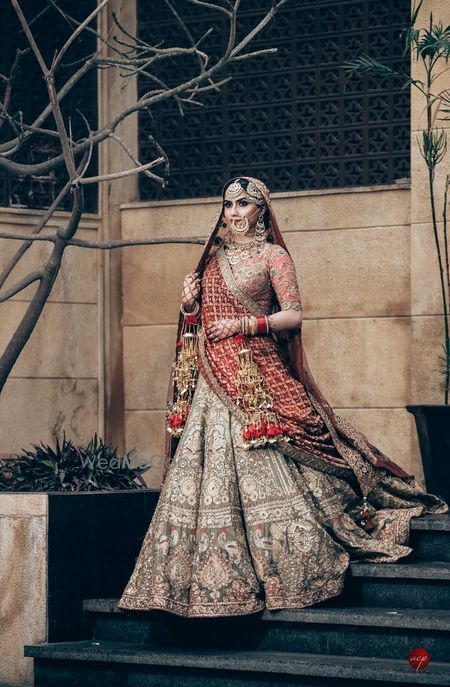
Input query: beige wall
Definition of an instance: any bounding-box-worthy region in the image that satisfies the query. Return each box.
[0,209,101,458]
[120,181,429,487]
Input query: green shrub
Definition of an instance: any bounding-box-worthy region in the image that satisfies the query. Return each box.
[0,432,150,491]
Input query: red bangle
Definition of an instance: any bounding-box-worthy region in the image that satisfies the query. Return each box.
[256,316,269,334]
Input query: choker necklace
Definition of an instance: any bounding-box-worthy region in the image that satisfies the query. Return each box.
[223,233,265,265]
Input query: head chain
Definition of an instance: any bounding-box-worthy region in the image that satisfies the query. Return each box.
[224,179,266,207]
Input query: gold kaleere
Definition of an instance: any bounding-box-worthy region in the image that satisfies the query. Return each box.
[166,314,199,437]
[234,334,290,448]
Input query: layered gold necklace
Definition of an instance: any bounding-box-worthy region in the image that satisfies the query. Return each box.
[223,234,265,265]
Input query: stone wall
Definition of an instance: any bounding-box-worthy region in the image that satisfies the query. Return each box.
[0,209,101,458]
[0,494,47,684]
[120,181,431,488]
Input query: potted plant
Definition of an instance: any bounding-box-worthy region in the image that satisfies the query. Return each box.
[344,1,450,503]
[0,432,149,492]
[0,433,159,642]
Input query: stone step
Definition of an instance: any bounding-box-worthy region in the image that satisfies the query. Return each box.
[25,641,450,686]
[82,560,450,628]
[346,560,450,609]
[407,515,450,562]
[83,599,450,661]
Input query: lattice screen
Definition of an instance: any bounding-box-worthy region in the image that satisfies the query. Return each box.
[0,0,98,212]
[138,0,410,201]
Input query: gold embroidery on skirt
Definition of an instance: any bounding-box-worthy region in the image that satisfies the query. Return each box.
[118,373,447,618]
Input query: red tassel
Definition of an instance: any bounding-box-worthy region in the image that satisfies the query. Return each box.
[360,505,374,531]
[267,423,278,437]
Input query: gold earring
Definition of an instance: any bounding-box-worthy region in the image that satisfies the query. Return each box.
[255,212,267,243]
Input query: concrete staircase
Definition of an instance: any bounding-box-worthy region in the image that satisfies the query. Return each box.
[25,514,450,686]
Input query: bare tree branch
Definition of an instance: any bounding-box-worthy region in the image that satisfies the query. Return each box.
[0,231,207,249]
[185,76,232,95]
[0,151,89,290]
[230,0,288,59]
[110,132,164,181]
[10,0,48,74]
[0,232,59,243]
[233,48,277,62]
[0,0,286,394]
[0,48,28,132]
[44,0,123,59]
[0,271,43,303]
[0,0,286,171]
[0,186,84,391]
[12,0,78,177]
[0,106,23,155]
[146,131,170,180]
[51,0,110,71]
[67,237,207,249]
[163,0,217,103]
[72,156,165,186]
[186,0,232,17]
[0,57,94,155]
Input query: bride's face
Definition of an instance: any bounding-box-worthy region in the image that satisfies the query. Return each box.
[223,192,260,230]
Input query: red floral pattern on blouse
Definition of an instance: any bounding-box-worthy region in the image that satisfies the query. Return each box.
[227,243,303,313]
[267,245,303,311]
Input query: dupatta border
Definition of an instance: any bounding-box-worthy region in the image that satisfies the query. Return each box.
[198,327,355,480]
[218,245,375,480]
[198,325,247,425]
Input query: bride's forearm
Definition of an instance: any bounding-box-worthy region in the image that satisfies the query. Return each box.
[267,309,302,332]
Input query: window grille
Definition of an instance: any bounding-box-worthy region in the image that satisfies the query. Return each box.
[0,0,98,212]
[137,0,410,201]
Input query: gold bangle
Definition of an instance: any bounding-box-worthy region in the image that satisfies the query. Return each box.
[180,301,199,316]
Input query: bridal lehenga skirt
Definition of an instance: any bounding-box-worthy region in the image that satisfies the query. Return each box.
[118,373,448,618]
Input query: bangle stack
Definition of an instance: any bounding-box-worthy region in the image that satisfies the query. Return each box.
[180,301,200,316]
[240,315,270,336]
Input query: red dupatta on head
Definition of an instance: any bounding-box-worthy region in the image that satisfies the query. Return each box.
[162,176,414,488]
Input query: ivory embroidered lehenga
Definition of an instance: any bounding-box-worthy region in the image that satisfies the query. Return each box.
[118,177,448,618]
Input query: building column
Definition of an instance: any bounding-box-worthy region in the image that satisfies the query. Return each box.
[98,0,138,450]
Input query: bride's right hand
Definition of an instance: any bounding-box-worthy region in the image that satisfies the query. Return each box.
[182,271,201,307]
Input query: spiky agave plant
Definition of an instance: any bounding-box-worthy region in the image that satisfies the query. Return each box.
[343,0,450,403]
[0,431,150,491]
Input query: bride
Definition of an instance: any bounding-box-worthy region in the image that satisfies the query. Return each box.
[118,176,448,618]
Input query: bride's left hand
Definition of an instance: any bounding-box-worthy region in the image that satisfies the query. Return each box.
[206,318,240,343]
